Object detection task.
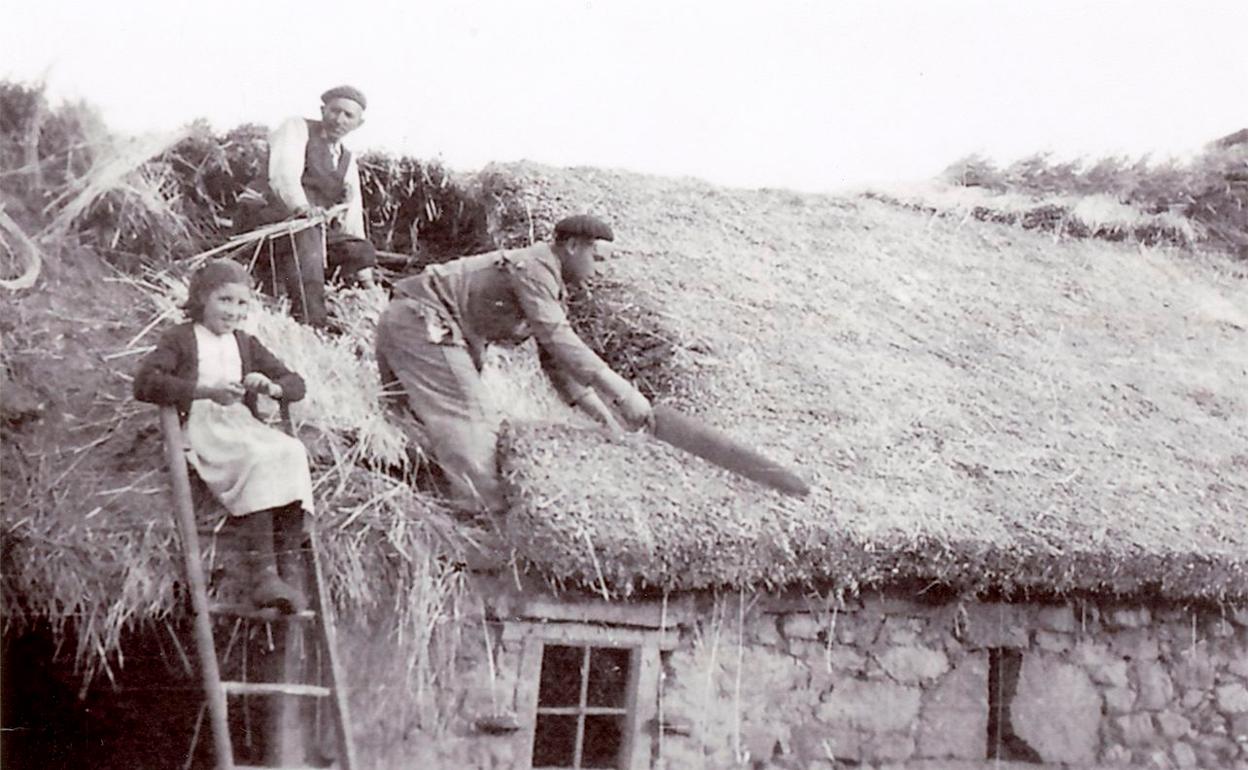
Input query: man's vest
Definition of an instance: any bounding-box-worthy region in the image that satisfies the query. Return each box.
[300,119,352,208]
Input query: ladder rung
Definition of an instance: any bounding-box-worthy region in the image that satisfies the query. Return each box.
[222,681,331,698]
[209,603,316,621]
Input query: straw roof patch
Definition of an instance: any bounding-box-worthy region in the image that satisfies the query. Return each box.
[487,162,1248,601]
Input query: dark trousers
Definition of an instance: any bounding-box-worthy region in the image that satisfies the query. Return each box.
[253,226,376,328]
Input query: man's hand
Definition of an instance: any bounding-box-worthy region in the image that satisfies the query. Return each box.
[594,369,653,429]
[614,388,653,428]
[293,204,328,221]
[198,381,245,406]
[243,372,283,400]
[574,390,623,435]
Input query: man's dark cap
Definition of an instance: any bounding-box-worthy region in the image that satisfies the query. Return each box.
[321,85,367,110]
[554,214,614,242]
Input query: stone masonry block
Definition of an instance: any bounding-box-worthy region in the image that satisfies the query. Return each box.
[751,615,783,647]
[1156,711,1192,740]
[1034,630,1072,653]
[1173,649,1217,692]
[1105,607,1151,629]
[781,613,824,641]
[867,732,916,764]
[879,616,925,646]
[1114,713,1157,748]
[792,723,863,765]
[1089,658,1130,688]
[1172,741,1199,769]
[1207,616,1238,638]
[1134,660,1175,711]
[1216,683,1248,714]
[916,653,988,761]
[1229,712,1248,743]
[877,645,949,684]
[1228,644,1248,680]
[1108,629,1161,661]
[817,679,921,734]
[1011,653,1101,764]
[1036,605,1077,633]
[1101,744,1134,764]
[956,602,1028,649]
[1103,687,1136,715]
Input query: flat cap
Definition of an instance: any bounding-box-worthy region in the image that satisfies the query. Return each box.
[320,85,367,110]
[554,214,614,242]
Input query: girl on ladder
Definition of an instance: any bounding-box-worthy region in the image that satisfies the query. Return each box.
[135,259,313,614]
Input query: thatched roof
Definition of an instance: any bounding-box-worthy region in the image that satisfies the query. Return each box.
[4,154,1246,679]
[489,162,1248,602]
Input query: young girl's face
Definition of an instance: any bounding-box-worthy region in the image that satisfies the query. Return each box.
[200,282,250,335]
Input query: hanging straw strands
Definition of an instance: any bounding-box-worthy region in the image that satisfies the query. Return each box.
[0,207,42,290]
[39,129,191,243]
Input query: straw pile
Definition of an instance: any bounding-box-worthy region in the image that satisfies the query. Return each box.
[0,257,475,682]
[489,161,1248,602]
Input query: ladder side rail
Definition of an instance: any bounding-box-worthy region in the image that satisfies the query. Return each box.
[307,528,357,770]
[160,406,236,770]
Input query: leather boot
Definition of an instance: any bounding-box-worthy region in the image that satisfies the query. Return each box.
[271,503,307,590]
[241,509,306,614]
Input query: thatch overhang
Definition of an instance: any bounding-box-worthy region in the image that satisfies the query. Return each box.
[485,163,1248,602]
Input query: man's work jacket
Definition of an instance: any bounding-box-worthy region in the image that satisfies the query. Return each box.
[391,243,609,403]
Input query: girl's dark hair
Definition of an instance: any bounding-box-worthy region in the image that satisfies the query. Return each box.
[184,260,250,321]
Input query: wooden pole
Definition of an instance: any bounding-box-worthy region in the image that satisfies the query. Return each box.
[160,407,235,770]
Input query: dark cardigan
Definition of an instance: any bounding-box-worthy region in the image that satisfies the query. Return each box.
[133,323,306,422]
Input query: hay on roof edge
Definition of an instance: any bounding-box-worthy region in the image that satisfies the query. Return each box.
[499,422,1248,603]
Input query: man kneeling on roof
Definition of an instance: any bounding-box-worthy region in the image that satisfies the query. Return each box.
[238,85,378,328]
[375,215,652,513]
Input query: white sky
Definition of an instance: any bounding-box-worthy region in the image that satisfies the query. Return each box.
[4,0,1246,192]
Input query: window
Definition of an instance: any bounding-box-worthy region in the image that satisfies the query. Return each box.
[532,645,634,769]
[506,614,676,770]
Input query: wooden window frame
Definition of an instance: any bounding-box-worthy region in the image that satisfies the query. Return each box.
[507,622,676,770]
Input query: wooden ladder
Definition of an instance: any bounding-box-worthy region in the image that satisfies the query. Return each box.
[159,406,357,770]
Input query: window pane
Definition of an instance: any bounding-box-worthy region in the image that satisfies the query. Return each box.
[585,647,631,708]
[539,645,585,707]
[532,714,578,768]
[581,714,625,768]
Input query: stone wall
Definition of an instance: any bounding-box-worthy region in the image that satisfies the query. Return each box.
[341,592,1248,770]
[657,596,1248,769]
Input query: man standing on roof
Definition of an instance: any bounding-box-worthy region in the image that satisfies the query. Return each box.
[239,85,378,328]
[375,215,652,512]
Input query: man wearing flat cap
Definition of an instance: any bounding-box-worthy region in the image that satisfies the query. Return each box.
[375,214,652,512]
[240,85,377,328]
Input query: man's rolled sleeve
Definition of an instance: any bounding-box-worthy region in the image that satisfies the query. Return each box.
[268,117,311,213]
[342,155,367,238]
[538,343,594,405]
[507,258,608,386]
